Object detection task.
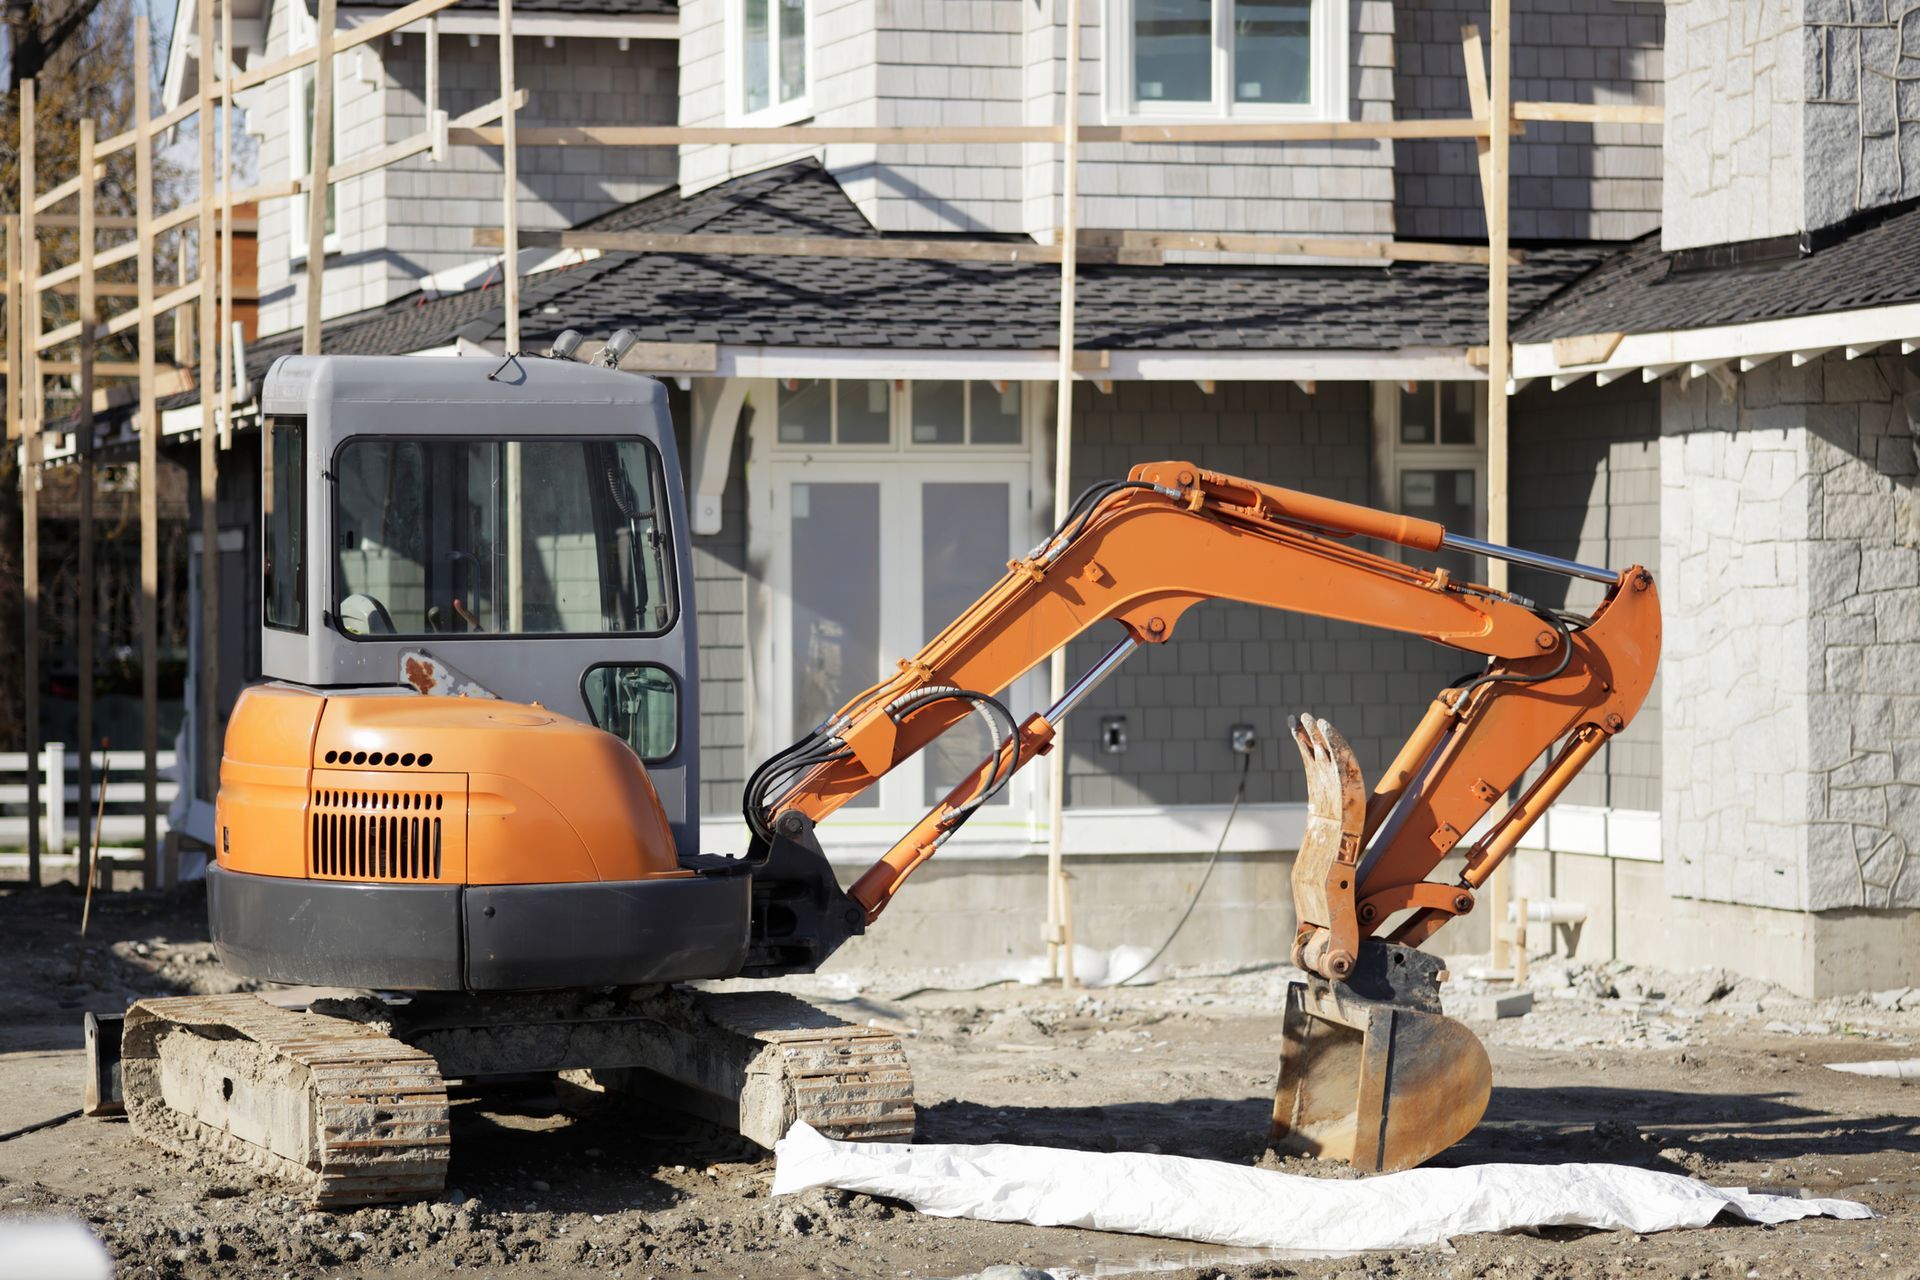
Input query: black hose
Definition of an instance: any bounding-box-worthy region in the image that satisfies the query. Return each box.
[1113,750,1253,987]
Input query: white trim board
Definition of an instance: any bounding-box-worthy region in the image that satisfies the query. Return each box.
[1514,301,1920,388]
[698,801,1312,866]
[1515,803,1661,862]
[713,346,1483,382]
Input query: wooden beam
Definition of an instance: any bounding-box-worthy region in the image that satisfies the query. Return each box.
[305,0,336,354]
[479,226,1087,265]
[447,117,1496,148]
[227,0,465,94]
[30,165,106,215]
[76,116,98,895]
[1071,349,1109,371]
[498,0,519,353]
[1083,228,1520,266]
[42,359,189,377]
[1550,330,1626,367]
[1513,101,1663,126]
[1486,0,1511,594]
[21,81,42,889]
[324,91,522,187]
[198,0,221,805]
[37,215,139,231]
[1460,25,1496,216]
[101,280,203,340]
[219,0,235,453]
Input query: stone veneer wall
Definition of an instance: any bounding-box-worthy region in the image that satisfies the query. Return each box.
[1662,0,1806,251]
[1661,353,1920,913]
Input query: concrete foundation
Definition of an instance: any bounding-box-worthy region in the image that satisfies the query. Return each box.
[1513,846,1920,998]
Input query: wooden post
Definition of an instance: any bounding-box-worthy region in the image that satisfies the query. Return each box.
[219,0,235,450]
[76,118,98,891]
[20,82,41,888]
[174,242,194,367]
[1485,0,1517,938]
[199,0,222,802]
[497,0,519,352]
[303,0,335,353]
[136,16,161,886]
[1043,0,1083,982]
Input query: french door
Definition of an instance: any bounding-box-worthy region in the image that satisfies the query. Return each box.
[764,457,1044,839]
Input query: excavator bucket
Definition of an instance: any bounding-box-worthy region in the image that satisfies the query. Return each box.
[1275,715,1490,1172]
[1271,943,1491,1172]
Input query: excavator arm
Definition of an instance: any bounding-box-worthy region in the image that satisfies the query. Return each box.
[747,459,1660,977]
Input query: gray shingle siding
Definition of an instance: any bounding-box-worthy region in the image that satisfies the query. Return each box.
[1510,378,1663,810]
[1395,0,1664,242]
[1058,379,1464,808]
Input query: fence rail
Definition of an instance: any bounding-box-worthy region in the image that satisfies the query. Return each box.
[0,746,177,851]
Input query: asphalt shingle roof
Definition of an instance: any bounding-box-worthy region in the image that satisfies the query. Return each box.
[1514,199,1920,343]
[232,159,1611,393]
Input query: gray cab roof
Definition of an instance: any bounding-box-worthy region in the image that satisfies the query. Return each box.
[261,353,667,418]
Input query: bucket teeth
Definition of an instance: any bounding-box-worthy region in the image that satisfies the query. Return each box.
[1288,712,1368,979]
[1271,942,1490,1173]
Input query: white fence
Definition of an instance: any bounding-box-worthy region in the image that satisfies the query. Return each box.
[0,745,177,852]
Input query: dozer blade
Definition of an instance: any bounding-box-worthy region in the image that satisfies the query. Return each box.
[1271,942,1490,1173]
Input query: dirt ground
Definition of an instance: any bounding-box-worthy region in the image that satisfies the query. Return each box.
[2,883,1918,1279]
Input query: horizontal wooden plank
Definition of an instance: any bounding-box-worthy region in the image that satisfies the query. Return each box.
[1551,331,1627,366]
[449,117,1494,149]
[478,226,1083,265]
[1082,229,1519,265]
[597,341,718,373]
[230,0,465,95]
[1513,101,1663,126]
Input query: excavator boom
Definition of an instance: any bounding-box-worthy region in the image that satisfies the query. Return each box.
[746,459,1660,1171]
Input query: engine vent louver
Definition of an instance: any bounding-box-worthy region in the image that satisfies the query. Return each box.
[310,788,449,882]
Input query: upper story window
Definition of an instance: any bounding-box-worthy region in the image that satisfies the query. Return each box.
[769,380,1028,450]
[735,0,811,123]
[1109,0,1348,122]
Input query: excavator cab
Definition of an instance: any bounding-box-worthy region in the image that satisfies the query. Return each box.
[210,354,759,993]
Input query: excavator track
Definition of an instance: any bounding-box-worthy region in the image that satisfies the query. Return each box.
[683,990,915,1143]
[121,994,450,1208]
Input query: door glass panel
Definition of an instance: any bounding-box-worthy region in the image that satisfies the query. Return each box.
[910,381,966,444]
[1400,468,1480,582]
[970,382,1022,445]
[791,482,881,806]
[1135,0,1213,103]
[1233,0,1311,104]
[582,664,678,762]
[1438,382,1477,445]
[1398,384,1433,444]
[778,379,830,444]
[838,380,891,444]
[922,483,1013,806]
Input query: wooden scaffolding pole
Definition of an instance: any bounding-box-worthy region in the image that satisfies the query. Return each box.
[198,0,221,803]
[20,82,41,887]
[219,0,236,450]
[497,0,520,353]
[76,117,98,890]
[1485,0,1517,968]
[1044,0,1084,988]
[303,0,335,353]
[136,15,161,886]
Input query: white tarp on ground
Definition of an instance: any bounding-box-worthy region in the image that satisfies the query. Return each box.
[772,1123,1871,1253]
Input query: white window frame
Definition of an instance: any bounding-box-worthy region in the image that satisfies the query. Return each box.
[765,379,1030,454]
[1105,0,1350,124]
[1370,380,1487,571]
[726,0,813,127]
[287,3,341,263]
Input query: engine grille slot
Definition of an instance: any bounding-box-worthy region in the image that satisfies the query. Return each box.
[308,775,464,883]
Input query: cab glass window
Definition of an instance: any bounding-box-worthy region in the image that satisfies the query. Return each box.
[332,437,675,638]
[581,664,679,762]
[264,416,306,631]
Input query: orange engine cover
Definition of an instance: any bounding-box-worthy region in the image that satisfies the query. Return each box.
[216,684,687,885]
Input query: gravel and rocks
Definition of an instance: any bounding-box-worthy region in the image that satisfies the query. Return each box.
[1,885,1914,1279]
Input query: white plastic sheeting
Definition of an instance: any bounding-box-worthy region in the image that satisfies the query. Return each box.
[772,1123,1871,1252]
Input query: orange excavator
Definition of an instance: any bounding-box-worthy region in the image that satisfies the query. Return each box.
[100,352,1659,1203]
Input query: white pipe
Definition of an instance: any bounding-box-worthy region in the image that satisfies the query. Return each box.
[1506,898,1588,925]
